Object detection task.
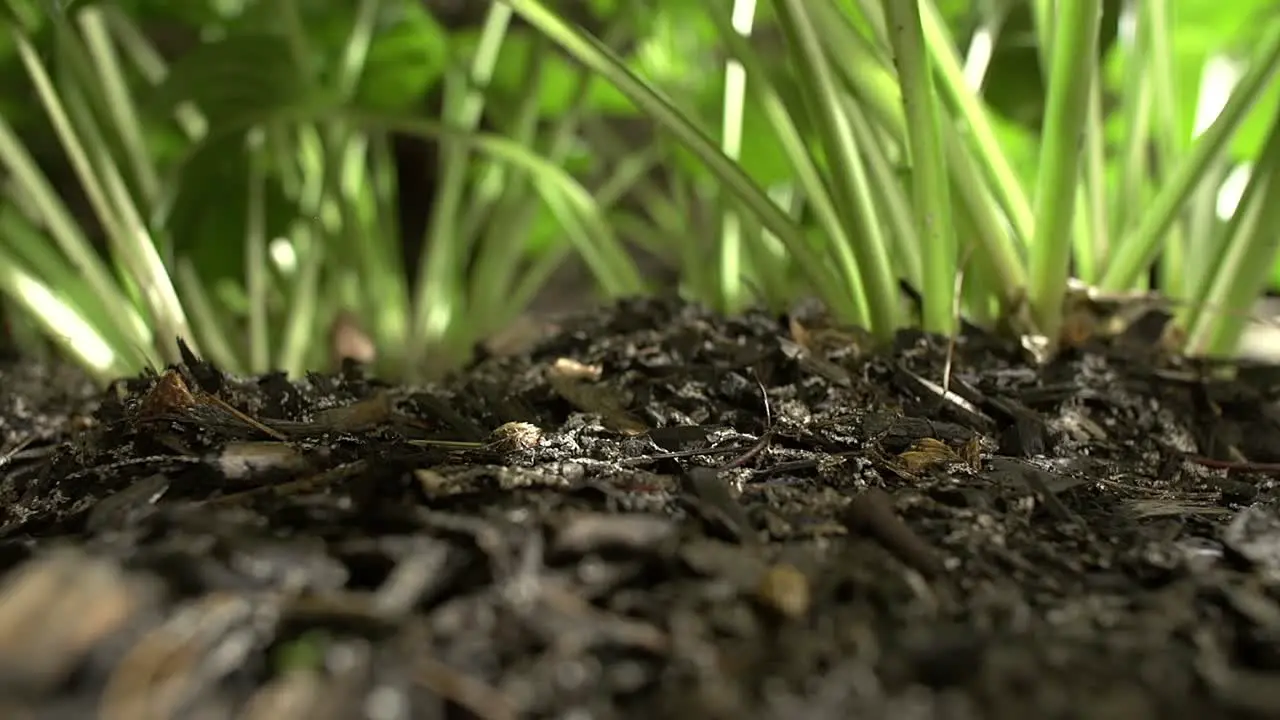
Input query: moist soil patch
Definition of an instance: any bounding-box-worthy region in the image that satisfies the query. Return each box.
[3,299,1280,719]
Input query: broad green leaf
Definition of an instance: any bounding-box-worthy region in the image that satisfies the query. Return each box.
[585,0,619,17]
[662,57,819,191]
[165,134,293,288]
[1099,0,1279,159]
[629,5,718,96]
[482,30,635,116]
[357,5,449,112]
[149,33,313,127]
[126,0,237,28]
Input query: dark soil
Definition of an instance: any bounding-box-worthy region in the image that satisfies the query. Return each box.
[4,298,1280,720]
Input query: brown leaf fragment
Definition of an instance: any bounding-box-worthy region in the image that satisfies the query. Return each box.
[546,357,647,435]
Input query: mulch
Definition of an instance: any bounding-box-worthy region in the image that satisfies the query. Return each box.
[2,298,1280,719]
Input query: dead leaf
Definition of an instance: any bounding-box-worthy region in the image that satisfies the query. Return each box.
[897,437,962,474]
[546,358,647,435]
[329,310,376,367]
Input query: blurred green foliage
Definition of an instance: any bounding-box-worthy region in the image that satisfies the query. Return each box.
[4,0,1272,224]
[1,0,1279,380]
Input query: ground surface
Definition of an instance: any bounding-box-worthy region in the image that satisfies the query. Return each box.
[3,299,1280,719]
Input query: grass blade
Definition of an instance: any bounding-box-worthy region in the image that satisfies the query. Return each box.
[883,0,956,333]
[1027,0,1101,343]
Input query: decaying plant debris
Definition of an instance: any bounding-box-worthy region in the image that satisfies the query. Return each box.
[3,298,1280,719]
